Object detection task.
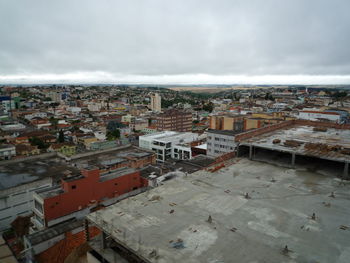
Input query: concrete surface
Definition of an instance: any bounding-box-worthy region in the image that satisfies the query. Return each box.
[240,125,350,162]
[88,158,350,263]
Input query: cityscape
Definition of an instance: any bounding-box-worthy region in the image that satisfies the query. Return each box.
[1,1,350,263]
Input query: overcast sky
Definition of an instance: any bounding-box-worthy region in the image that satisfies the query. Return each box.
[1,0,350,85]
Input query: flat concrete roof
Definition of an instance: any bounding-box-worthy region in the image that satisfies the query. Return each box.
[0,156,79,191]
[70,146,153,169]
[88,158,350,263]
[240,125,350,162]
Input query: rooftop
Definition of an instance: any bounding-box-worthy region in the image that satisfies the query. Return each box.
[240,125,350,162]
[69,145,153,169]
[88,159,350,263]
[0,155,79,191]
[26,219,83,246]
[99,167,137,182]
[207,129,241,136]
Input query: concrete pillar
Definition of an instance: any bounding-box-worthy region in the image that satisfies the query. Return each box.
[291,153,296,168]
[344,162,349,179]
[102,231,107,249]
[249,145,253,160]
[84,219,90,241]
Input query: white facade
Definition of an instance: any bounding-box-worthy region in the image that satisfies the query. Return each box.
[207,130,237,157]
[24,112,48,120]
[150,93,161,112]
[0,178,52,231]
[0,123,26,131]
[139,131,198,162]
[298,111,341,123]
[0,144,16,160]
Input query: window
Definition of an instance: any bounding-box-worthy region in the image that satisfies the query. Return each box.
[71,185,77,189]
[34,200,43,213]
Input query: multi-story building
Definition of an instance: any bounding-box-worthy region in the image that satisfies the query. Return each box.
[31,167,148,231]
[156,109,192,132]
[0,144,16,160]
[139,131,199,162]
[0,178,52,231]
[298,110,341,123]
[209,115,245,132]
[206,130,237,157]
[150,93,162,112]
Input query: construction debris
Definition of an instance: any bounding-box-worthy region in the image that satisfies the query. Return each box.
[149,195,162,202]
[284,140,303,147]
[273,139,281,144]
[311,213,316,220]
[207,215,213,224]
[329,192,335,198]
[304,143,342,153]
[313,127,327,132]
[282,245,290,255]
[230,227,238,232]
[340,225,349,230]
[340,148,350,155]
[171,239,185,249]
[322,202,331,207]
[149,249,157,257]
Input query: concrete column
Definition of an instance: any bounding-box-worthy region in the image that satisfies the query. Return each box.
[291,153,296,168]
[102,231,107,249]
[249,145,253,160]
[344,162,349,179]
[84,219,90,241]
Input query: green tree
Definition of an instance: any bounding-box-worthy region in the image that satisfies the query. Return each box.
[203,102,214,113]
[106,129,120,141]
[29,137,48,150]
[49,117,58,130]
[57,130,65,143]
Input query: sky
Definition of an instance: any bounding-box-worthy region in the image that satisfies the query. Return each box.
[0,0,350,85]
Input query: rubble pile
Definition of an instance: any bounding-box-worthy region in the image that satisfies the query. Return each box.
[284,140,303,147]
[304,143,348,154]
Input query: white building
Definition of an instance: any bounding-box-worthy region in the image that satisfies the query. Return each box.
[298,110,341,123]
[207,130,237,157]
[150,93,161,112]
[0,123,26,131]
[24,112,48,120]
[0,144,16,160]
[0,177,52,231]
[139,131,199,162]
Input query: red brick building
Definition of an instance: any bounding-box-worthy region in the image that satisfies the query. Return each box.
[32,167,148,230]
[156,109,192,132]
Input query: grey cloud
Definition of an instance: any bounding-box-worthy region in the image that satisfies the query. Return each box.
[0,0,350,83]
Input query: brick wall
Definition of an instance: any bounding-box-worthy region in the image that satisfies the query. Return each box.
[235,119,350,142]
[235,121,294,142]
[294,119,350,129]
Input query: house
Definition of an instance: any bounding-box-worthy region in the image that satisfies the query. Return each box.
[15,144,40,156]
[0,144,16,160]
[48,143,76,156]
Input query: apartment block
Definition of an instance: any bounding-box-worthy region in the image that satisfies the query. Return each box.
[156,109,192,132]
[31,167,148,231]
[206,129,237,157]
[209,115,245,132]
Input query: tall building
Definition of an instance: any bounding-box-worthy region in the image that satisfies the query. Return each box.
[156,109,192,132]
[209,115,245,132]
[150,93,162,112]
